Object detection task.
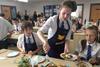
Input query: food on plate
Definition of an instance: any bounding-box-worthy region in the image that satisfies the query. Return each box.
[65,54,73,59]
[31,56,45,64]
[46,62,57,67]
[60,53,77,60]
[77,61,87,67]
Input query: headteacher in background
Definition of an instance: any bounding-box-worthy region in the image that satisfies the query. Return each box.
[37,1,77,58]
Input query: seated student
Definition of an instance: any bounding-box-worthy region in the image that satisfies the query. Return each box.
[74,25,100,65]
[17,22,42,56]
[12,18,22,34]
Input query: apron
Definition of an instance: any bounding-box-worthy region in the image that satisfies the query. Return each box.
[48,16,70,58]
[24,33,37,53]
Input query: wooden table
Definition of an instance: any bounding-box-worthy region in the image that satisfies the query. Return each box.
[33,26,41,32]
[10,33,21,39]
[0,49,95,67]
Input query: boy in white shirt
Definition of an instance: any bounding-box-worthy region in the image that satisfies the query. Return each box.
[75,25,100,65]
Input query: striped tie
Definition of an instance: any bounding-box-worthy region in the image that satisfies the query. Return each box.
[87,45,92,60]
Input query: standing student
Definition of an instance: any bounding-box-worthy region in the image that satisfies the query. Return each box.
[37,1,77,58]
[0,13,13,49]
[75,25,100,65]
[17,22,42,56]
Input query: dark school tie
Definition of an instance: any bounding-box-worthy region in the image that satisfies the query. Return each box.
[87,45,92,60]
[28,37,31,45]
[61,21,64,29]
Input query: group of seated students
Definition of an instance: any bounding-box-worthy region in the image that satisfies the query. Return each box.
[15,21,100,65]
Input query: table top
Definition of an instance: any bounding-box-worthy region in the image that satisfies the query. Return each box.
[0,49,95,67]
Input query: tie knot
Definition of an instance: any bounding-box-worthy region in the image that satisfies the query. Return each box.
[28,37,30,39]
[61,22,64,28]
[28,37,31,44]
[88,45,92,48]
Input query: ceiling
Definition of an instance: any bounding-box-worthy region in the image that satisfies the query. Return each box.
[0,0,59,2]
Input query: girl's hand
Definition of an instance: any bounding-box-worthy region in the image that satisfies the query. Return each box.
[28,51,33,57]
[20,50,26,54]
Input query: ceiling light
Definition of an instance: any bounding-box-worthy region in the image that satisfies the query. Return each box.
[17,0,28,3]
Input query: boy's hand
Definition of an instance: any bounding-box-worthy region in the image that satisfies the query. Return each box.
[28,51,33,57]
[89,57,97,64]
[43,42,50,53]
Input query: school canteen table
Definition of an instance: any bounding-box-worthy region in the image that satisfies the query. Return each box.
[0,49,98,67]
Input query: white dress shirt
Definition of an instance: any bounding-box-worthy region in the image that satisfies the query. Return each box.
[38,15,72,40]
[0,17,13,40]
[17,32,42,50]
[76,41,100,58]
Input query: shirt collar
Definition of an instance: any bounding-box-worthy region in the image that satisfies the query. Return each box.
[25,35,32,39]
[87,41,96,47]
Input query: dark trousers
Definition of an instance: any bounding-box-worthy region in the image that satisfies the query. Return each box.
[0,39,8,49]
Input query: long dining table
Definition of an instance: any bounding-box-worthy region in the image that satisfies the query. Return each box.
[0,49,96,67]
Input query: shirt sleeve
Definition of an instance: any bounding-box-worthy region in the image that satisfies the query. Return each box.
[75,41,82,53]
[38,17,52,33]
[97,49,100,58]
[5,20,14,32]
[96,45,100,58]
[17,34,25,50]
[33,32,42,47]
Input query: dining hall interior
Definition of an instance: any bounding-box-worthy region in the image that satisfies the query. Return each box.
[0,0,100,67]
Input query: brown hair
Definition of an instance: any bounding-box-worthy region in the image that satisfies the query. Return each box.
[21,22,33,31]
[81,25,99,52]
[86,25,99,42]
[60,0,77,12]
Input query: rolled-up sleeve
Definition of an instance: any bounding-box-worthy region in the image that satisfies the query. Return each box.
[97,49,100,58]
[39,17,52,33]
[33,33,42,47]
[17,34,25,50]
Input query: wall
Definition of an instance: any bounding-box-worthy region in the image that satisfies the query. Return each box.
[25,0,100,22]
[26,0,61,16]
[0,0,100,21]
[0,1,29,16]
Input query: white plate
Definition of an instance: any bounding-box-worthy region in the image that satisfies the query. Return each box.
[7,51,19,57]
[67,54,78,60]
[30,55,45,65]
[60,53,78,61]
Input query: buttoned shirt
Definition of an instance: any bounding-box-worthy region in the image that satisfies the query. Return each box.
[38,15,72,40]
[76,41,100,58]
[17,32,42,50]
[0,17,13,40]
